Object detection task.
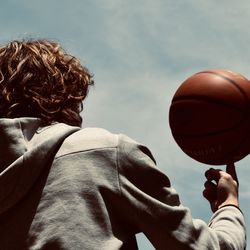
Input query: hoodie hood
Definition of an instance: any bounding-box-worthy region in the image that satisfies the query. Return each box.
[0,117,80,215]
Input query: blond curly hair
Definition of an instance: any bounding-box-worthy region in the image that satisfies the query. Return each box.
[0,39,94,126]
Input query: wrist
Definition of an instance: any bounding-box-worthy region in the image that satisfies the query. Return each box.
[218,198,239,209]
[217,204,243,214]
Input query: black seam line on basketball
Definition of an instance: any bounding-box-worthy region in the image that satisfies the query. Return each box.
[171,96,246,112]
[195,71,250,104]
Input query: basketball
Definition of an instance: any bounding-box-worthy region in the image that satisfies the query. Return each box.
[169,69,250,165]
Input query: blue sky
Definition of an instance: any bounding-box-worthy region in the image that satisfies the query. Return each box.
[1,0,250,249]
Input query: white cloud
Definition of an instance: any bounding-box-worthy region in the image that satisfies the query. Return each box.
[1,0,250,248]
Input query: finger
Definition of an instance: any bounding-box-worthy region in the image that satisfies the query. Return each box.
[204,180,217,189]
[226,162,238,184]
[203,188,217,202]
[205,168,222,182]
[203,181,217,198]
[203,188,217,213]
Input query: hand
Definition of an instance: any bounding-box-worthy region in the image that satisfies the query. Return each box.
[203,162,239,212]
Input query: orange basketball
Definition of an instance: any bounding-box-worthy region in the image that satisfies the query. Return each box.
[169,69,250,165]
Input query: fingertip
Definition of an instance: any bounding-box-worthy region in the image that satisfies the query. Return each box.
[205,168,222,181]
[205,168,214,179]
[204,168,212,175]
[202,188,216,202]
[202,189,208,199]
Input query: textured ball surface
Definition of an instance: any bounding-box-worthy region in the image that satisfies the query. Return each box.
[169,69,250,165]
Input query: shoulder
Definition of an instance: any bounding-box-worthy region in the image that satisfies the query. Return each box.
[55,127,119,158]
[54,126,155,165]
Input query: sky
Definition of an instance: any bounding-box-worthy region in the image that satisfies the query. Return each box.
[1,0,250,249]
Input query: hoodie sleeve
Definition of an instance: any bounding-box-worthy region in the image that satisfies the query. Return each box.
[116,134,246,250]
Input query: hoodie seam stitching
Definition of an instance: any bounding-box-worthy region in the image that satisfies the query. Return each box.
[18,120,25,141]
[54,146,118,160]
[18,119,28,152]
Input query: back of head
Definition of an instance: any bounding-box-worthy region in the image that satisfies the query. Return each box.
[0,39,94,127]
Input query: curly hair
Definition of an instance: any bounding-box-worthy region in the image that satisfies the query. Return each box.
[0,39,94,127]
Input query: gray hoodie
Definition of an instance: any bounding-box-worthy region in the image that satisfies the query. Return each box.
[0,118,246,250]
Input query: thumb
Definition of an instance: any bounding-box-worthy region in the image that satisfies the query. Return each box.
[226,162,238,184]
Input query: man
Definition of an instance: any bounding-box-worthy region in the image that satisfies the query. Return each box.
[0,39,246,249]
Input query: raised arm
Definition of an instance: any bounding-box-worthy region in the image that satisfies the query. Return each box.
[117,135,246,250]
